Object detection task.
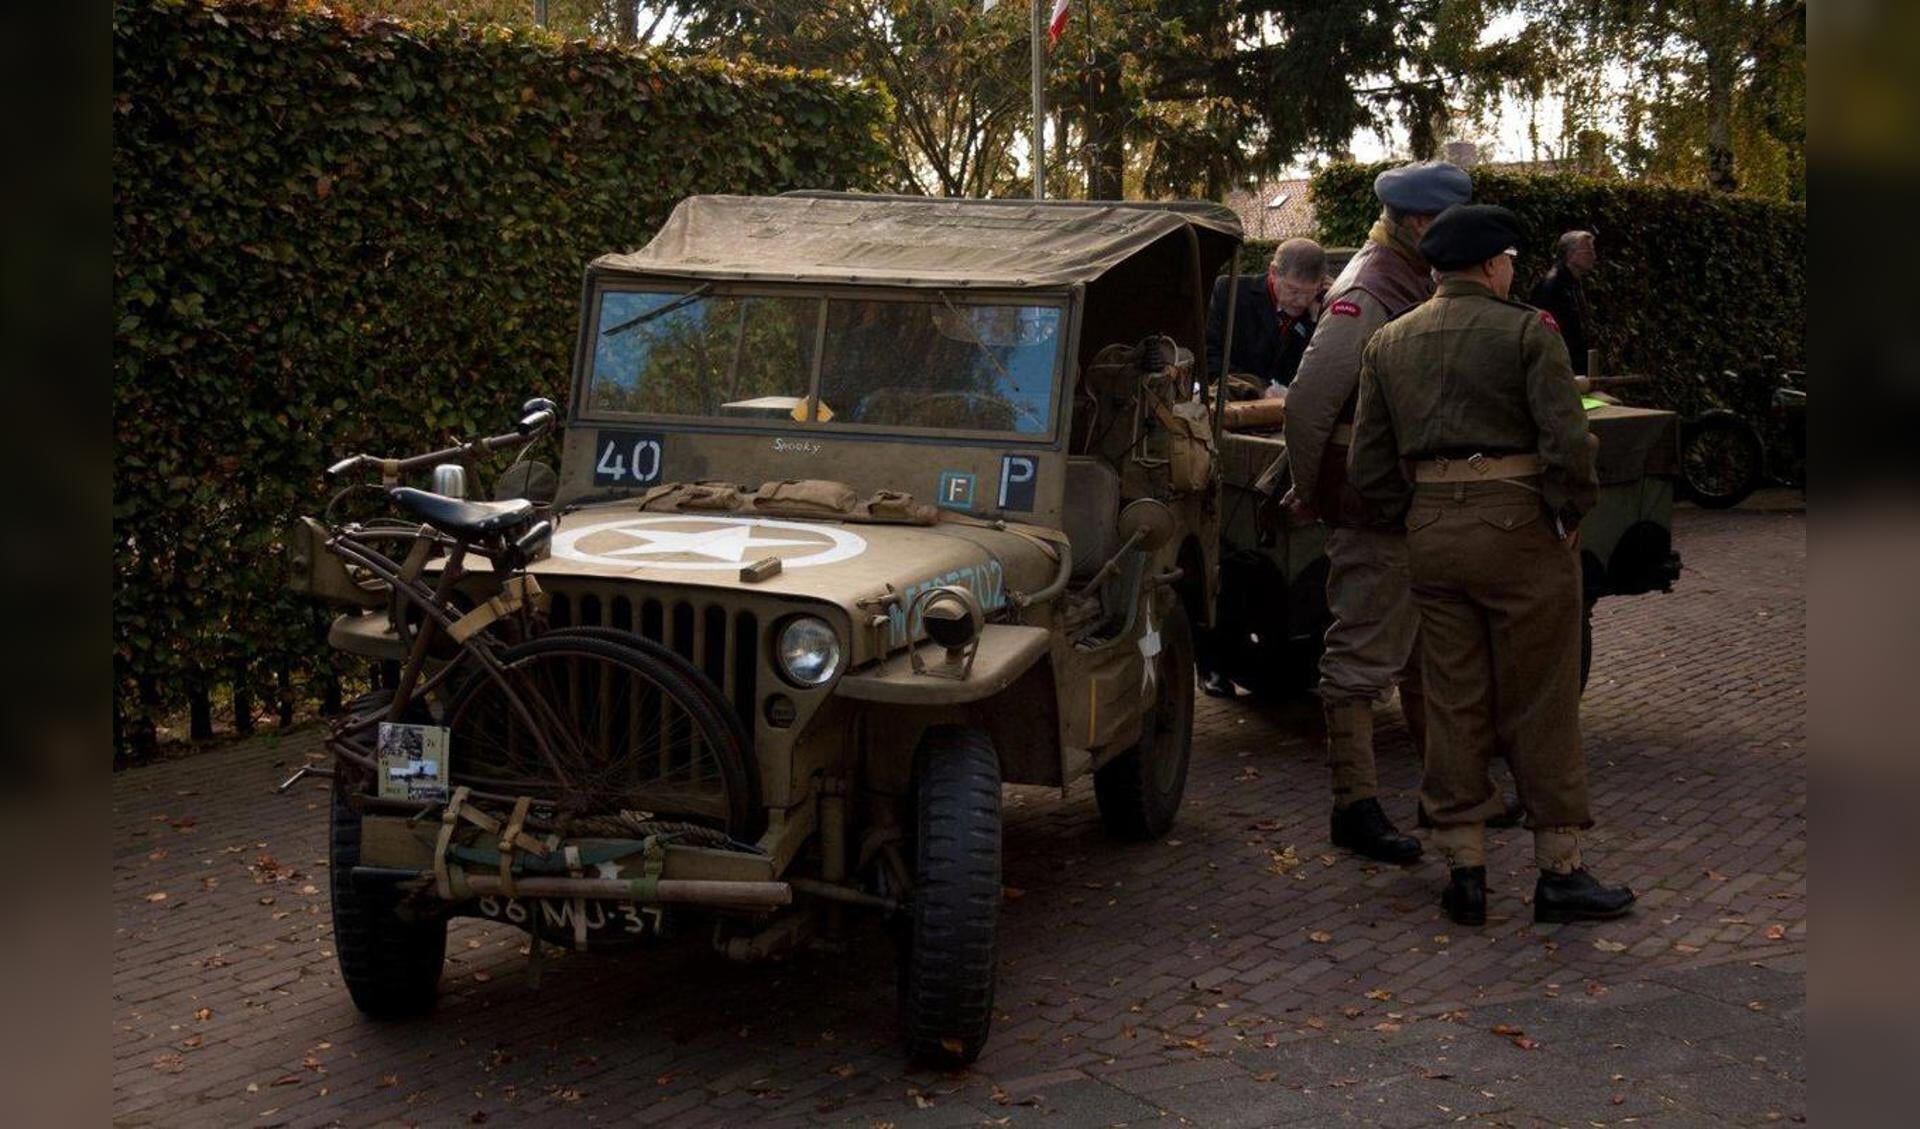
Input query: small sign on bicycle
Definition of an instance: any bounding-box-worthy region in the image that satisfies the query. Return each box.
[377,722,451,801]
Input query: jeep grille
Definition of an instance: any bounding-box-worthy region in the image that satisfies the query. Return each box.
[546,585,760,738]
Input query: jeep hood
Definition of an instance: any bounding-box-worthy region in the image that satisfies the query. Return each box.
[528,503,1060,655]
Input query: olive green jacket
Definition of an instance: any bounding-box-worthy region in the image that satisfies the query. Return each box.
[1348,278,1598,530]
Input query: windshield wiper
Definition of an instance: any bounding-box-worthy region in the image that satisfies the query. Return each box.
[602,284,714,338]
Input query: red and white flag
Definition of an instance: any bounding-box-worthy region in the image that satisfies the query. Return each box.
[1048,0,1071,47]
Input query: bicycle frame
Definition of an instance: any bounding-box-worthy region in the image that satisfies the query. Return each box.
[323,524,579,809]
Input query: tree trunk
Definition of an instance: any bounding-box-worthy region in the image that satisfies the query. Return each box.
[1086,51,1126,200]
[277,664,296,728]
[1703,39,1739,192]
[232,668,255,737]
[130,674,161,764]
[188,680,213,742]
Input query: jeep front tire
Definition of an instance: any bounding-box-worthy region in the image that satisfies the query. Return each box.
[899,725,1001,1067]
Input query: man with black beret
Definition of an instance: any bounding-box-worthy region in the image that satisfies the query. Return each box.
[1346,203,1635,927]
[1281,160,1470,864]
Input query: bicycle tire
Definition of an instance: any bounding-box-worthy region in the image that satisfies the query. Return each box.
[444,634,756,834]
[1679,411,1763,509]
[539,625,752,776]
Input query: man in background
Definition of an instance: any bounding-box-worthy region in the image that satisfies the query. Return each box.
[1205,237,1328,392]
[1530,230,1597,374]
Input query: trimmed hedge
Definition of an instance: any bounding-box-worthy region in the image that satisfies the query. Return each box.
[1303,162,1806,388]
[112,0,888,760]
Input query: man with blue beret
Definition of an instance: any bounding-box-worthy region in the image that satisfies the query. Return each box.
[1280,160,1471,864]
[1346,202,1634,926]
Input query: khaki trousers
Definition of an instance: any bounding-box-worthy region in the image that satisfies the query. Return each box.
[1319,526,1422,803]
[1405,483,1592,830]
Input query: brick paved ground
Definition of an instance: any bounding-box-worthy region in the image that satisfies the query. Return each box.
[113,497,1804,1127]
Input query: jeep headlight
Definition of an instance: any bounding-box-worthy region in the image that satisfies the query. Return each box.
[776,616,842,687]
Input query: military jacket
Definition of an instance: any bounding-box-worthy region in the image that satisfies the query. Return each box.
[1348,278,1598,530]
[1283,236,1434,524]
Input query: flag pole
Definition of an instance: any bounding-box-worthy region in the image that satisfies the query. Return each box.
[1031,0,1045,200]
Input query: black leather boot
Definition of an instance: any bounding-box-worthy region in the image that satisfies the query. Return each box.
[1330,797,1422,864]
[1441,866,1487,926]
[1533,868,1636,923]
[1200,670,1238,698]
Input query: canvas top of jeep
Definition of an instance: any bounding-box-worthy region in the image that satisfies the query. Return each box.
[529,193,1241,671]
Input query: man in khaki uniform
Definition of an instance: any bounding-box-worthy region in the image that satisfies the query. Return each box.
[1282,160,1470,863]
[1348,204,1635,925]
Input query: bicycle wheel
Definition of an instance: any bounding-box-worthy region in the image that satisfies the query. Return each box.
[444,635,755,834]
[1679,411,1763,509]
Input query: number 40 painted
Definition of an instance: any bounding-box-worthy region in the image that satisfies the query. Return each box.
[593,430,664,486]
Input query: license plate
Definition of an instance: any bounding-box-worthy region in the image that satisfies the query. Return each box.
[474,894,663,939]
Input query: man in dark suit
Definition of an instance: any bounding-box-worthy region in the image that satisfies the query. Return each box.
[1205,238,1328,390]
[1529,230,1597,374]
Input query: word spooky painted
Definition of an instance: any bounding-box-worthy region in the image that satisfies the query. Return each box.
[548,515,868,572]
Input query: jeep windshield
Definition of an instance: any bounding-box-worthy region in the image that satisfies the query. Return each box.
[583,286,1064,439]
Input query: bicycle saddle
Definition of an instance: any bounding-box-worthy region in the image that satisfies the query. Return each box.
[390,487,534,538]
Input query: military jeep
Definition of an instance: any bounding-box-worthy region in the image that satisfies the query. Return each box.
[298,193,1243,1065]
[1203,278,1684,700]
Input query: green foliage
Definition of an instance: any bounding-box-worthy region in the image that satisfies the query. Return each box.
[1305,162,1805,393]
[112,0,888,757]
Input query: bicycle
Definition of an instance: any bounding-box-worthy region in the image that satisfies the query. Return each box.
[310,398,761,1016]
[1667,358,1804,509]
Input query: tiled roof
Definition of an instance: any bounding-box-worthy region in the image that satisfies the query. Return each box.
[1220,177,1317,243]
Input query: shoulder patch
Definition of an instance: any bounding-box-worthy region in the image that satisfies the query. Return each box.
[1328,299,1363,318]
[1538,310,1561,333]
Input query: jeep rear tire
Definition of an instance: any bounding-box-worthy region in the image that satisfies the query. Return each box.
[1094,601,1195,840]
[900,725,1001,1067]
[330,780,448,1019]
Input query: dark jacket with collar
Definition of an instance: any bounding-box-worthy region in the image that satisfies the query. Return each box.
[1205,274,1316,387]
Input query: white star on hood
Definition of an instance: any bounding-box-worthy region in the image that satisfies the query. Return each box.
[601,524,819,563]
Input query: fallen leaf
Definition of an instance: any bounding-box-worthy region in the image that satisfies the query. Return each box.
[274,1074,303,1087]
[1765,923,1787,940]
[1490,1025,1526,1037]
[1513,1035,1541,1049]
[1593,938,1628,953]
[145,892,169,903]
[909,1088,934,1109]
[1308,930,1333,944]
[1365,989,1394,1001]
[152,1053,185,1074]
[1704,868,1729,881]
[828,1063,856,1078]
[1585,982,1609,998]
[1252,1071,1279,1083]
[1611,1094,1627,1105]
[148,849,168,861]
[472,970,492,983]
[1341,1006,1364,1019]
[180,1035,203,1049]
[1673,942,1702,955]
[655,1072,676,1086]
[193,1007,212,1021]
[1373,1021,1402,1033]
[1304,1015,1326,1029]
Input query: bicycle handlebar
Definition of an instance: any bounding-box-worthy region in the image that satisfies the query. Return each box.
[326,398,558,480]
